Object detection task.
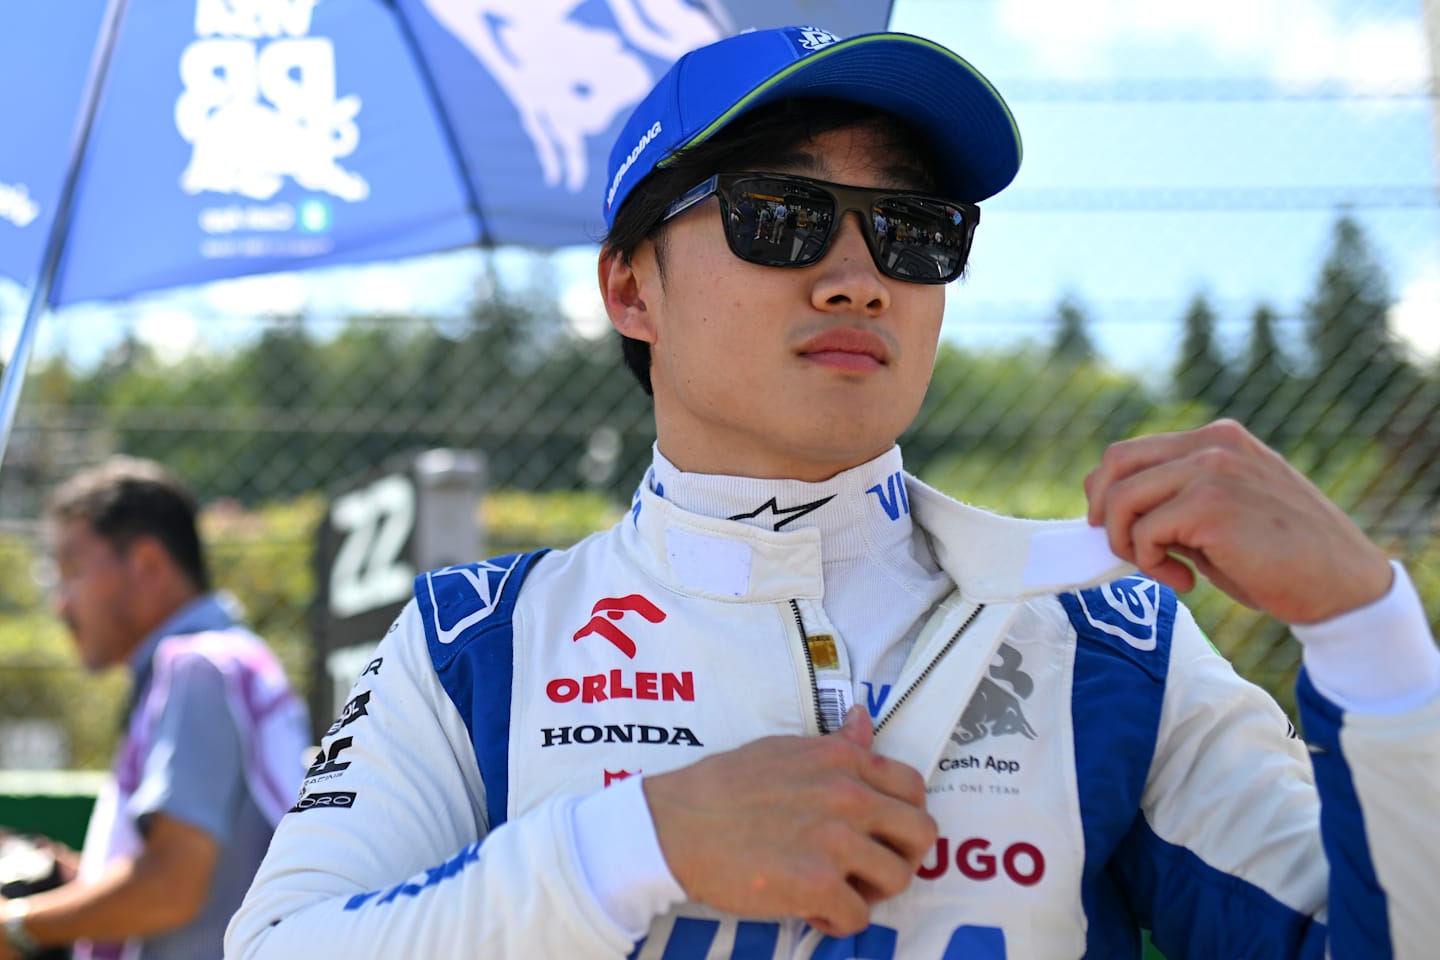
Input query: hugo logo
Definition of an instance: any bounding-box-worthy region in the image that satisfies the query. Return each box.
[573,595,666,659]
[917,837,1045,886]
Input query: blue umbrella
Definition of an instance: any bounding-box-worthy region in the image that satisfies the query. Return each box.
[0,0,894,467]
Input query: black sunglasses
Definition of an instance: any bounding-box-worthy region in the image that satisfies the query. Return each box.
[660,172,980,284]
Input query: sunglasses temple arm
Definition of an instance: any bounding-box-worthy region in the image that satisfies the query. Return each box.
[662,175,721,221]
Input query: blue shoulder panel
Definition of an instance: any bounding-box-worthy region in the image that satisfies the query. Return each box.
[1060,577,1175,958]
[1295,668,1391,957]
[1062,576,1175,682]
[414,551,549,831]
[1112,820,1324,959]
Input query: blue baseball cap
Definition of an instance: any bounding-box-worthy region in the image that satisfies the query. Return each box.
[602,25,1022,229]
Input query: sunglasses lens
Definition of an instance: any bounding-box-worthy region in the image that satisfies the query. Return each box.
[719,176,972,282]
[872,197,970,282]
[723,178,835,267]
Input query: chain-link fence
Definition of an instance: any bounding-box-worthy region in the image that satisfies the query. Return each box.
[1,233,1436,769]
[2,0,1438,770]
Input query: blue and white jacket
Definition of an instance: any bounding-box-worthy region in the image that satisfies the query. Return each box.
[227,473,1440,959]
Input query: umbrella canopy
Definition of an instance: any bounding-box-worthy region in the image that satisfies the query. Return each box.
[0,0,894,463]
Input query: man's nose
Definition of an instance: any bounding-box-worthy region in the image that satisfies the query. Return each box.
[811,211,889,312]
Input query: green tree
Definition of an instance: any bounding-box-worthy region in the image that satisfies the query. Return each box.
[1297,213,1432,523]
[1050,296,1097,366]
[910,342,1155,514]
[1230,303,1293,441]
[1304,213,1410,418]
[1174,293,1229,411]
[235,316,322,499]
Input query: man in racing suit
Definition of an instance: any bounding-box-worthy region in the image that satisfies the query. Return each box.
[226,25,1440,960]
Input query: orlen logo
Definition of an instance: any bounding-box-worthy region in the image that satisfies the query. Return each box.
[573,595,665,658]
[547,670,694,703]
[917,837,1046,886]
[604,769,639,787]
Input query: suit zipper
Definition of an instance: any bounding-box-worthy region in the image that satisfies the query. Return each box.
[789,599,827,734]
[873,603,986,736]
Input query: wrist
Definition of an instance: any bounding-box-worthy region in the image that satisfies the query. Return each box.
[1297,560,1440,713]
[2,900,41,959]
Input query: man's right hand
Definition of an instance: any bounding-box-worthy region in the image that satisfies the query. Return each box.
[643,706,936,937]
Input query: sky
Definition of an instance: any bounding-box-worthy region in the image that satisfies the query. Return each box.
[2,0,1438,378]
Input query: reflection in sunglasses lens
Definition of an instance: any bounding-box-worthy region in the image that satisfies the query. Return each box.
[725,178,964,282]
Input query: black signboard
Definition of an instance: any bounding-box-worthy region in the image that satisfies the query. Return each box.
[310,449,483,739]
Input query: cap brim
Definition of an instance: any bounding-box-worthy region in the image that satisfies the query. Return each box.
[672,33,1021,203]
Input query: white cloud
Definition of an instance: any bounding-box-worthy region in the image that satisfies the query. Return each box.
[561,280,610,340]
[135,306,200,364]
[1390,275,1440,363]
[202,272,309,317]
[994,0,1426,93]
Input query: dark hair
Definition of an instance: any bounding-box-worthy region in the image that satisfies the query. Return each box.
[47,456,211,593]
[602,97,940,395]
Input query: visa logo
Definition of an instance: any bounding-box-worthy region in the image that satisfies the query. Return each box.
[862,681,892,719]
[866,472,910,521]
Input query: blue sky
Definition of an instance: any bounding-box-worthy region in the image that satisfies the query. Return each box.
[891,0,1440,368]
[3,0,1437,377]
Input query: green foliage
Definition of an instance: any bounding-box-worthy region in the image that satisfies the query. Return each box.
[5,213,1438,771]
[0,488,623,769]
[1174,293,1229,411]
[1307,214,1397,384]
[0,534,45,612]
[204,494,327,698]
[1229,304,1297,444]
[909,344,1154,515]
[483,489,625,554]
[1408,535,1440,627]
[44,269,658,506]
[1050,296,1097,366]
[0,611,127,770]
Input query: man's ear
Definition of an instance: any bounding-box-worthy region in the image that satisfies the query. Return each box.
[124,534,171,584]
[598,246,658,344]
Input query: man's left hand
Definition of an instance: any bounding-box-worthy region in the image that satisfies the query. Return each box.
[1085,418,1392,624]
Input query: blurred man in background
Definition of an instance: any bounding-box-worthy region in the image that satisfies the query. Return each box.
[0,457,308,960]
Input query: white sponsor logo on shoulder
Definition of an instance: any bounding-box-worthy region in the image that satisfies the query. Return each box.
[1076,578,1160,651]
[425,556,523,645]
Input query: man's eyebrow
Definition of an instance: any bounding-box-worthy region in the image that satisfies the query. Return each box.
[764,149,824,175]
[764,150,934,190]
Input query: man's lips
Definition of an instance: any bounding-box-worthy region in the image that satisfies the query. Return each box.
[797,328,890,371]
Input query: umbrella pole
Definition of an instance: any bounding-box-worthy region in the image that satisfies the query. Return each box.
[0,287,49,476]
[0,0,130,475]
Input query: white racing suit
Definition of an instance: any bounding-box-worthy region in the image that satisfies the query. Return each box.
[226,474,1440,959]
